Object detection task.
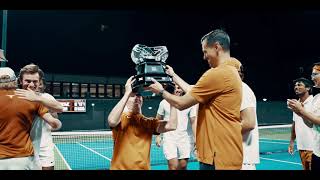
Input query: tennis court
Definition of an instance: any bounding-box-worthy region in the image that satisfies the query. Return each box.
[52,124,302,170]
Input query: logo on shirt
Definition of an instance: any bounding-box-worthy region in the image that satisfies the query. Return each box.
[5,95,14,99]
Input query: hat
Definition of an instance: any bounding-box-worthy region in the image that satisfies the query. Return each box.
[225,58,242,71]
[0,67,16,82]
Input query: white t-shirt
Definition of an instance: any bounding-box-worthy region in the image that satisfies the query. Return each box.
[240,82,260,164]
[292,95,314,151]
[311,93,320,157]
[157,100,196,141]
[30,93,55,166]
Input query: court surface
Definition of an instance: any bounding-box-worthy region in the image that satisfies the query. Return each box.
[54,135,302,170]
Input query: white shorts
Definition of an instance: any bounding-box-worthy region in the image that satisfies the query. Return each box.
[0,156,41,170]
[39,144,55,167]
[241,163,256,170]
[163,138,192,160]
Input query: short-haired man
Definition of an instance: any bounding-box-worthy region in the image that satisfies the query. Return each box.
[15,64,63,170]
[148,29,243,170]
[288,77,314,170]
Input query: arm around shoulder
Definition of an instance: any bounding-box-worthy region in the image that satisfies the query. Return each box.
[38,93,63,113]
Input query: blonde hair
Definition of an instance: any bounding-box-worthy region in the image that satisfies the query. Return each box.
[0,80,17,89]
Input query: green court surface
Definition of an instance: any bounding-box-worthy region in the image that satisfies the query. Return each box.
[53,127,302,170]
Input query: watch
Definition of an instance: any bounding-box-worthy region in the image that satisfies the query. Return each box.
[159,89,165,96]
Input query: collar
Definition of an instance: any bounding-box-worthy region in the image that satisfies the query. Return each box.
[300,95,314,105]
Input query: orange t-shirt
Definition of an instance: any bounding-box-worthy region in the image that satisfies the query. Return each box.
[0,89,48,158]
[110,112,160,170]
[190,60,243,170]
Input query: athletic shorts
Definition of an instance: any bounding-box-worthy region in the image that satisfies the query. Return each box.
[0,156,40,170]
[39,143,55,167]
[312,153,320,170]
[299,150,312,170]
[163,138,192,160]
[241,163,256,170]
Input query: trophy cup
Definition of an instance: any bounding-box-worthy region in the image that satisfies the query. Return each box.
[131,44,174,96]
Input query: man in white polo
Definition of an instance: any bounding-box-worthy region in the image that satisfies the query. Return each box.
[288,77,314,170]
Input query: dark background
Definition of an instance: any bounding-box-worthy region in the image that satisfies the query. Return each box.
[1,10,320,101]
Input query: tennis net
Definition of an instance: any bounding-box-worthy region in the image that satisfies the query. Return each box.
[52,124,292,170]
[52,130,197,170]
[259,124,292,155]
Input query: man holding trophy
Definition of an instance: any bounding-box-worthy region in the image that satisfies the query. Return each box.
[147,29,243,170]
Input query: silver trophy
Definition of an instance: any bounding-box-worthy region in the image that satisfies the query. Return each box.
[131,44,174,95]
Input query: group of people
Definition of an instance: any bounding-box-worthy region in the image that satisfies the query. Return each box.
[287,62,320,170]
[108,29,260,170]
[0,63,63,170]
[108,28,320,171]
[1,28,320,171]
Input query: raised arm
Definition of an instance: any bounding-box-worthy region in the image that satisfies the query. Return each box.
[108,76,134,128]
[15,88,63,113]
[287,99,320,126]
[166,65,192,93]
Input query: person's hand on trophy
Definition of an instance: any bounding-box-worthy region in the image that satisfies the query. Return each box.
[147,78,165,95]
[165,65,175,77]
[125,76,137,96]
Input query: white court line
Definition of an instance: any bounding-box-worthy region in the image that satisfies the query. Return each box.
[260,157,302,166]
[54,144,72,170]
[260,138,290,141]
[77,142,112,161]
[92,147,113,150]
[260,141,290,145]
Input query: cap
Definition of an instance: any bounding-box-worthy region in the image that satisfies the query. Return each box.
[0,67,16,82]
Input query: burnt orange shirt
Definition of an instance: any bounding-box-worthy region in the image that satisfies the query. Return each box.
[190,60,243,170]
[0,89,48,158]
[110,112,160,170]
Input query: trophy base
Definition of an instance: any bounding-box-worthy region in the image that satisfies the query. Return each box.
[132,75,175,96]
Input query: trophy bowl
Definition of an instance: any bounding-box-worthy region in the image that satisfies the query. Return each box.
[131,44,174,96]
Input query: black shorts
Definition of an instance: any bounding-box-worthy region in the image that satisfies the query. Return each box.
[312,153,320,170]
